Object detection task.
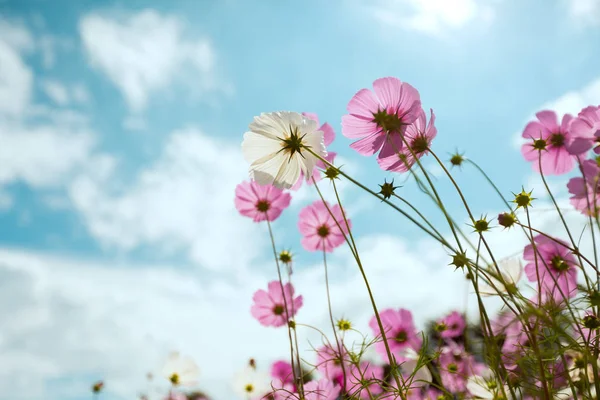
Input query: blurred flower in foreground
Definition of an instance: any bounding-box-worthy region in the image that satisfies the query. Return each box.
[479,257,523,297]
[232,362,270,399]
[162,352,200,387]
[298,200,350,252]
[242,111,327,189]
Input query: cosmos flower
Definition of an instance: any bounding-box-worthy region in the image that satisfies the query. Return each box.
[298,200,350,252]
[437,311,465,339]
[162,352,200,387]
[520,110,577,175]
[567,105,600,154]
[342,77,421,160]
[250,281,303,327]
[523,235,578,301]
[235,180,291,222]
[242,111,327,189]
[369,308,422,360]
[303,379,341,400]
[233,364,270,399]
[478,257,523,297]
[567,158,600,216]
[378,108,437,172]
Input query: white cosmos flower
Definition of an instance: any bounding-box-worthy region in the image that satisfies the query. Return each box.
[479,257,523,297]
[466,369,513,399]
[233,365,271,399]
[161,351,200,387]
[399,348,432,389]
[242,111,327,189]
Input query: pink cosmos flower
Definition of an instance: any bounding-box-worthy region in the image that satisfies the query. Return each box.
[568,105,600,154]
[342,77,422,160]
[164,393,187,400]
[521,110,577,175]
[523,235,578,302]
[298,200,350,252]
[438,311,466,339]
[271,360,294,385]
[346,361,384,399]
[438,342,477,394]
[291,113,337,190]
[251,281,303,327]
[369,308,422,360]
[235,180,291,222]
[315,342,351,381]
[378,108,437,172]
[567,159,600,216]
[423,388,444,399]
[303,379,340,400]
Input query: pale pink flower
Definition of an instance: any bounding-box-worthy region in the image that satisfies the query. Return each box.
[303,379,340,400]
[251,281,303,327]
[347,361,384,399]
[521,110,576,175]
[378,108,437,172]
[298,200,350,252]
[342,77,421,160]
[438,311,465,339]
[235,180,291,222]
[369,308,422,360]
[271,360,294,385]
[315,342,351,381]
[523,235,578,302]
[164,393,187,400]
[567,105,600,154]
[567,159,600,216]
[438,342,476,394]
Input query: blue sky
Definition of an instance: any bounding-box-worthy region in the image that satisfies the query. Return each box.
[1,0,600,399]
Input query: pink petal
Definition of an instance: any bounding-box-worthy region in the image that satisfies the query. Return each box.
[535,110,559,131]
[347,88,379,118]
[349,132,386,156]
[320,122,335,146]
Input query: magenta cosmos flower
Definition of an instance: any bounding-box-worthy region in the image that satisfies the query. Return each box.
[342,77,421,160]
[438,311,466,339]
[521,110,578,175]
[438,342,477,394]
[235,180,291,222]
[369,308,422,360]
[567,158,600,216]
[378,108,437,172]
[298,200,350,252]
[271,360,294,385]
[250,281,303,327]
[568,105,600,154]
[523,235,578,302]
[291,113,337,190]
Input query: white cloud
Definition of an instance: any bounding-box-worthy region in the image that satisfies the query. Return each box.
[79,9,224,112]
[40,80,91,106]
[40,80,69,105]
[68,128,264,272]
[0,41,33,117]
[565,0,600,27]
[365,0,496,36]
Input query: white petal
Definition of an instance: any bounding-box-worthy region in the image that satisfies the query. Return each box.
[249,152,286,186]
[242,131,281,164]
[273,154,301,189]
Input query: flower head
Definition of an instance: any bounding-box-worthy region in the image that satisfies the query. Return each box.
[347,361,385,399]
[369,308,422,360]
[315,342,351,381]
[567,105,600,155]
[466,369,512,399]
[233,364,270,399]
[298,200,350,252]
[271,360,294,386]
[162,352,200,387]
[242,111,327,189]
[342,77,421,161]
[523,235,578,302]
[479,257,523,297]
[250,281,303,327]
[378,108,437,172]
[235,181,291,222]
[304,379,341,400]
[439,343,476,394]
[438,311,465,339]
[521,110,577,175]
[567,158,600,216]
